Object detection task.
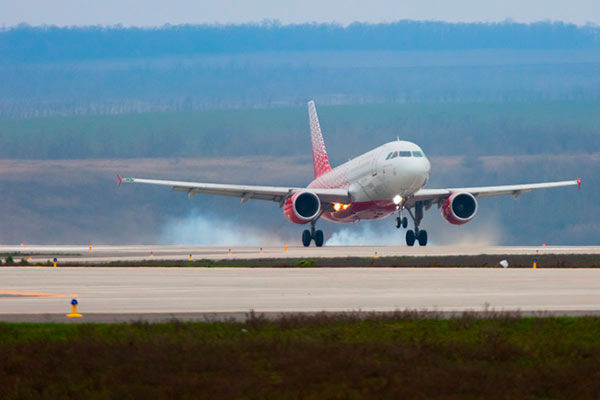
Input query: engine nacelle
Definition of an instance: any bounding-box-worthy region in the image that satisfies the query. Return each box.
[441,192,478,225]
[283,191,322,224]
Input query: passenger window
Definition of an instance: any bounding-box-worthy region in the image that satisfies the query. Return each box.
[385,152,393,160]
[399,151,412,157]
[412,151,423,157]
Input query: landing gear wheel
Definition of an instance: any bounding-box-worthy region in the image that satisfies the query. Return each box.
[417,230,428,246]
[314,230,324,247]
[302,230,312,247]
[396,216,409,229]
[406,230,416,246]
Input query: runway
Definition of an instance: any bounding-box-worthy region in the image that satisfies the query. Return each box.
[1,244,599,264]
[1,267,600,322]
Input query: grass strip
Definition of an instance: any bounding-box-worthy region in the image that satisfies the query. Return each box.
[1,313,599,399]
[10,253,600,268]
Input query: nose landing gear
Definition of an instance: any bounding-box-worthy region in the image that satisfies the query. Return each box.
[395,215,408,229]
[302,220,324,247]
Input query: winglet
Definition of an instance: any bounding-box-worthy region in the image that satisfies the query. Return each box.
[577,178,581,190]
[117,175,122,187]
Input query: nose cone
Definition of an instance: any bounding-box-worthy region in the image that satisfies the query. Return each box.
[388,155,431,195]
[424,156,432,173]
[401,154,430,174]
[409,155,430,187]
[416,157,431,186]
[422,157,431,185]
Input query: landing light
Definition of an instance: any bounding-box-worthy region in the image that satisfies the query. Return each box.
[393,195,403,205]
[333,203,350,212]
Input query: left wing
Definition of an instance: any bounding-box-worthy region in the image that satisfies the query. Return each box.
[118,176,351,206]
[406,179,580,209]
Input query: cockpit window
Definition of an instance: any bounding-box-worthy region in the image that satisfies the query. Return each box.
[385,152,393,160]
[412,151,424,157]
[391,151,398,159]
[399,151,412,157]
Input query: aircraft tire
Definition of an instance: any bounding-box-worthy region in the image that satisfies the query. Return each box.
[402,217,408,229]
[302,230,312,247]
[417,230,428,246]
[395,217,401,229]
[406,230,416,246]
[314,230,324,247]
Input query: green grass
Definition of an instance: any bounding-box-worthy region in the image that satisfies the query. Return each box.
[23,253,600,268]
[1,100,599,159]
[1,314,600,399]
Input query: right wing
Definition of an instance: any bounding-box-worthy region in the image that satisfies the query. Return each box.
[118,176,351,206]
[407,179,580,209]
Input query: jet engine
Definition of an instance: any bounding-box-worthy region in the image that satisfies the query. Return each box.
[441,192,478,225]
[283,191,322,224]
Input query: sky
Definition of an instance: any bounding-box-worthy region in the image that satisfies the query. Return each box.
[2,0,600,27]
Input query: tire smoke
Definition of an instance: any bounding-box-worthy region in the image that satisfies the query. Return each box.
[160,211,285,246]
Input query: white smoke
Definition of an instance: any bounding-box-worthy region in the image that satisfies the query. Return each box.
[160,211,285,246]
[433,214,504,246]
[325,215,504,246]
[435,224,503,246]
[325,222,405,246]
[161,211,504,247]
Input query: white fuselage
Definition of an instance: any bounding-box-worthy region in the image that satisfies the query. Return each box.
[309,141,431,222]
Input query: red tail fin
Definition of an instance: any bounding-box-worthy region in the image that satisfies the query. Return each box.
[307,101,332,178]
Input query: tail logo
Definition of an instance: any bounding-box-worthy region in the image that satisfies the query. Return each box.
[308,101,332,178]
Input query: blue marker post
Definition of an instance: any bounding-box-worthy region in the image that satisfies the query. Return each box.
[66,298,83,318]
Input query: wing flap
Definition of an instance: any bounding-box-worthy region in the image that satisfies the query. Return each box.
[122,177,350,204]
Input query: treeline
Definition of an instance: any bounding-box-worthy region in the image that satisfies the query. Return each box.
[2,21,600,62]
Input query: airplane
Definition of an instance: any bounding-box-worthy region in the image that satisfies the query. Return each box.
[119,101,581,247]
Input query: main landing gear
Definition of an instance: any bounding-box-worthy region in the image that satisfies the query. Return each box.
[397,201,428,246]
[302,220,324,247]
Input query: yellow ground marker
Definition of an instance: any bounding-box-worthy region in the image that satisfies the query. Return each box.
[66,299,82,318]
[53,257,57,268]
[189,254,193,261]
[374,252,379,259]
[259,248,263,254]
[89,245,92,252]
[533,259,537,269]
[284,246,288,252]
[228,248,232,255]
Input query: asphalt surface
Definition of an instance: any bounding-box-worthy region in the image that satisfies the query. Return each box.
[1,245,599,264]
[1,267,600,322]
